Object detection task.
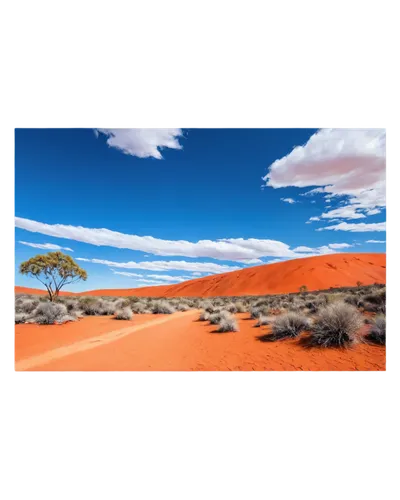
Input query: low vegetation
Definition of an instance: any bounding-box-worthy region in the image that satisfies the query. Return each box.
[272,312,310,339]
[366,316,386,345]
[15,282,385,348]
[308,303,363,347]
[115,307,134,320]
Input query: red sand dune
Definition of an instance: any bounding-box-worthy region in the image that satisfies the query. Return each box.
[15,253,386,298]
[15,312,385,371]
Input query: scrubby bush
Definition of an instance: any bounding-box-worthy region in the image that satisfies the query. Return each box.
[225,302,238,313]
[250,305,269,319]
[27,302,71,325]
[151,300,176,314]
[217,315,239,333]
[56,314,77,324]
[343,294,361,307]
[255,315,271,327]
[79,298,104,316]
[176,303,190,311]
[16,298,39,314]
[309,302,363,347]
[366,316,386,345]
[201,300,214,313]
[199,310,210,321]
[113,298,130,310]
[234,301,247,313]
[63,298,80,313]
[209,310,232,325]
[115,307,133,320]
[272,312,310,339]
[130,301,149,314]
[15,313,29,324]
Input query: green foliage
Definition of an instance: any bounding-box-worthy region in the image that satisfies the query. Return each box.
[299,285,308,293]
[19,251,87,301]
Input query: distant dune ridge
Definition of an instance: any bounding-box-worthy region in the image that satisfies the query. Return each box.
[15,253,386,298]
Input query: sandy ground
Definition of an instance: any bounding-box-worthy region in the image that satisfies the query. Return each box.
[15,253,386,298]
[15,312,385,371]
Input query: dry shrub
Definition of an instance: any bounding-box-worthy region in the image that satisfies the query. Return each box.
[216,314,239,333]
[272,312,310,339]
[365,316,386,345]
[199,311,210,321]
[309,302,363,347]
[115,307,133,320]
[209,310,232,325]
[151,300,176,314]
[28,302,69,325]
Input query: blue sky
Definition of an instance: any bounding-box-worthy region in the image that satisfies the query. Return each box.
[15,128,386,292]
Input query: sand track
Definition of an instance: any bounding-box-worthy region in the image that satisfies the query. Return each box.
[15,310,198,371]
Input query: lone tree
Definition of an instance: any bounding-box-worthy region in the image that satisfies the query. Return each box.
[19,251,87,301]
[299,285,308,293]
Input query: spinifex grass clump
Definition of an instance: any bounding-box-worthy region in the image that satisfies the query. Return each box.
[130,301,149,314]
[365,316,386,345]
[255,315,271,327]
[115,307,133,320]
[217,314,239,333]
[250,305,269,319]
[151,300,176,314]
[309,302,363,347]
[199,310,210,321]
[272,312,310,339]
[27,302,74,325]
[209,310,232,325]
[16,298,39,314]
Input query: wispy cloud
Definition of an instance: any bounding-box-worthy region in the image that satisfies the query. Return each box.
[15,217,304,261]
[317,222,386,232]
[77,258,240,274]
[95,129,184,159]
[19,241,73,252]
[327,243,353,249]
[366,240,386,243]
[112,270,194,283]
[280,197,296,204]
[264,128,386,221]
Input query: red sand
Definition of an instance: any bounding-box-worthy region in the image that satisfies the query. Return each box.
[16,312,385,371]
[15,253,386,298]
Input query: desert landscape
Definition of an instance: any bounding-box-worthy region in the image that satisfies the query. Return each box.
[15,253,386,371]
[15,128,386,371]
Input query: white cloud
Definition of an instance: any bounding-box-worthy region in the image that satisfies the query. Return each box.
[317,222,386,232]
[191,272,202,276]
[300,188,326,196]
[19,241,73,252]
[77,257,240,274]
[111,270,191,284]
[292,246,314,253]
[320,206,366,220]
[264,128,386,220]
[309,216,320,222]
[235,258,264,264]
[136,279,167,285]
[366,240,386,243]
[328,243,353,249]
[15,217,303,261]
[280,197,296,204]
[95,129,184,159]
[365,208,381,215]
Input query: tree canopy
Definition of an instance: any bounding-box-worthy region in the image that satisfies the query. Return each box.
[19,251,87,301]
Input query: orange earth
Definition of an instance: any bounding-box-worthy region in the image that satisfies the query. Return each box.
[15,253,386,298]
[15,311,385,371]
